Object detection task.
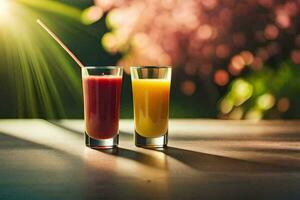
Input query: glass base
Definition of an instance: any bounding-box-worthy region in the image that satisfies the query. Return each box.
[135,131,168,148]
[85,132,118,149]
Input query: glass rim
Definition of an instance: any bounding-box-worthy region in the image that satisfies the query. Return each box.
[84,66,123,69]
[130,66,172,69]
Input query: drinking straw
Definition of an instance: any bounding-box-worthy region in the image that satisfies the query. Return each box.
[37,19,85,68]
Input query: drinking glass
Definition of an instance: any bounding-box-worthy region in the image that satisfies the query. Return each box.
[82,66,123,149]
[131,66,172,148]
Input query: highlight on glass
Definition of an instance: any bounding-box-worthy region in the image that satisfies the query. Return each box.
[131,66,172,148]
[82,66,123,149]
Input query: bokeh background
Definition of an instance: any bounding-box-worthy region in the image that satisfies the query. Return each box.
[0,0,299,119]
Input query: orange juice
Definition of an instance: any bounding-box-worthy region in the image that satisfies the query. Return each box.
[132,79,171,137]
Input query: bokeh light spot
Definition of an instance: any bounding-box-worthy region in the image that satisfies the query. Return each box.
[181,80,196,96]
[245,109,263,120]
[264,24,279,40]
[229,55,245,75]
[240,51,254,65]
[220,98,233,114]
[231,79,253,106]
[81,5,103,25]
[290,50,300,64]
[228,107,244,120]
[214,70,229,86]
[276,14,290,28]
[101,32,118,53]
[277,97,290,112]
[196,24,213,40]
[257,93,275,110]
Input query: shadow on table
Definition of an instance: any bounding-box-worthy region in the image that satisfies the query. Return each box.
[0,132,82,163]
[0,132,49,149]
[155,146,300,173]
[97,147,167,170]
[222,146,300,154]
[90,145,300,173]
[169,134,300,141]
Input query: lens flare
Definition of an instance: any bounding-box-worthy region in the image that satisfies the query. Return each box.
[0,0,10,20]
[0,0,83,118]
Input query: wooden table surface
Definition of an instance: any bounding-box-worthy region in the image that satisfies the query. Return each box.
[0,119,299,200]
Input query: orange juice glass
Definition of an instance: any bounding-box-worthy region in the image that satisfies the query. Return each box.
[131,66,172,148]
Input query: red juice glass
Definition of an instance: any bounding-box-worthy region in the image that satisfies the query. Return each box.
[82,66,123,149]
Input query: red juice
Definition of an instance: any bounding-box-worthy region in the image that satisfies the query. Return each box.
[83,75,122,139]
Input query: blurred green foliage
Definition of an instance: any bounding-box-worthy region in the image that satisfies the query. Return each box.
[220,61,300,119]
